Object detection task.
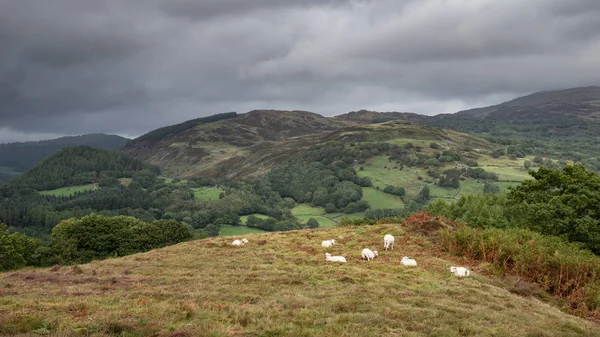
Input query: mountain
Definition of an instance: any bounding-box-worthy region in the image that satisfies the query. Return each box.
[334,109,427,124]
[122,110,346,179]
[122,110,494,179]
[0,134,129,183]
[427,86,600,131]
[423,86,600,170]
[11,145,155,190]
[2,223,598,336]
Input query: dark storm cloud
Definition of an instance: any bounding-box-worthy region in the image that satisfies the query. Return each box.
[0,0,599,141]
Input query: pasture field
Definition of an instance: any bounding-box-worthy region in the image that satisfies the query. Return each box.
[1,224,598,336]
[361,187,405,209]
[239,213,270,224]
[192,187,224,201]
[38,184,98,196]
[296,215,338,228]
[291,204,326,216]
[219,225,267,236]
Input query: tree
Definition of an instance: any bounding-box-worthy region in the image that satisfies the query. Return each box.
[203,224,220,237]
[508,165,600,253]
[0,223,40,271]
[418,185,430,202]
[307,218,320,229]
[524,160,532,169]
[430,142,441,149]
[483,182,500,194]
[325,203,336,213]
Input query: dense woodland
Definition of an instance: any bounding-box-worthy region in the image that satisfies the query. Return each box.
[0,134,128,184]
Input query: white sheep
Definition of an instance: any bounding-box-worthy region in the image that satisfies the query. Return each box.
[361,248,378,261]
[361,248,379,261]
[325,253,346,263]
[322,239,335,248]
[450,266,470,277]
[384,234,395,251]
[401,256,417,266]
[232,238,248,246]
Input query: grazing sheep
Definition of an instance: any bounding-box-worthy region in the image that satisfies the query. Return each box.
[361,248,378,261]
[232,238,248,246]
[401,256,417,266]
[450,266,470,277]
[322,239,335,248]
[384,234,395,251]
[325,253,347,263]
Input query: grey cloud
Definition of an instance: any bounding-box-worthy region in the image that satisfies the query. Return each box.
[0,0,599,141]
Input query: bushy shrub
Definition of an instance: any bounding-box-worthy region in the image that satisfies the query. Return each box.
[439,226,600,309]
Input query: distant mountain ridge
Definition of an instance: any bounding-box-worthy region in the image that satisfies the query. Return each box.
[0,133,129,183]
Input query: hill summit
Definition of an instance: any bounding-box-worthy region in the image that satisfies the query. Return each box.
[1,223,598,336]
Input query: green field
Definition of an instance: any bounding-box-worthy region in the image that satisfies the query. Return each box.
[361,187,405,209]
[219,225,267,236]
[355,156,432,196]
[296,215,338,228]
[39,184,98,196]
[240,213,270,224]
[291,204,326,216]
[193,187,224,201]
[291,204,366,227]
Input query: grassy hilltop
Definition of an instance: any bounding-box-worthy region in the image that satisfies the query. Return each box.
[2,223,598,336]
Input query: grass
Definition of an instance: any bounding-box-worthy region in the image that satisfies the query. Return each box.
[1,224,599,336]
[38,184,98,196]
[296,215,338,228]
[192,187,224,201]
[291,204,325,216]
[219,225,267,236]
[240,213,270,224]
[361,187,405,209]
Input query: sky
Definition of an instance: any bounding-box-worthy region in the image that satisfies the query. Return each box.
[1,0,600,142]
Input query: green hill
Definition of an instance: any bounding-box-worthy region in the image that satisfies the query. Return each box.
[122,110,345,179]
[424,86,600,171]
[1,223,598,336]
[11,146,157,190]
[0,133,129,183]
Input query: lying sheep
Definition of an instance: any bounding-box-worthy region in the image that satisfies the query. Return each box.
[361,248,378,261]
[325,253,346,263]
[232,238,249,246]
[450,266,470,277]
[322,239,335,248]
[401,256,417,266]
[384,234,395,251]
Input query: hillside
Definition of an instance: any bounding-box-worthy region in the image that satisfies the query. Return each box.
[122,110,345,179]
[423,86,600,170]
[1,223,598,336]
[122,110,499,180]
[334,109,426,125]
[11,146,156,190]
[0,134,129,183]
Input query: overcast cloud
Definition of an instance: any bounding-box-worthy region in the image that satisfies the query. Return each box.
[1,0,599,142]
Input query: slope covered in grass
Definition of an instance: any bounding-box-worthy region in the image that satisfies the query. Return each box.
[1,224,598,336]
